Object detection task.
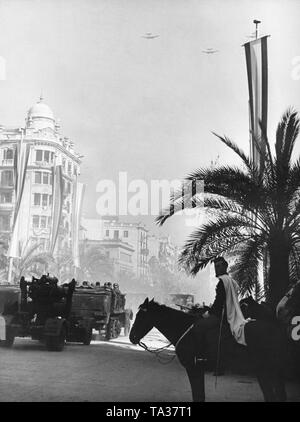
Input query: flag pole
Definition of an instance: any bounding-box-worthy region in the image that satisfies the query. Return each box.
[253,19,261,40]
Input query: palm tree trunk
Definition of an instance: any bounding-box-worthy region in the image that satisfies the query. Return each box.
[268,236,290,309]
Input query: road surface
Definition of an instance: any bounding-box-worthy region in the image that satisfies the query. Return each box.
[0,329,299,402]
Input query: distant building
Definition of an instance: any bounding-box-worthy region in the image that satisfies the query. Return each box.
[102,219,149,279]
[0,96,82,253]
[80,217,149,279]
[148,233,179,272]
[80,218,134,275]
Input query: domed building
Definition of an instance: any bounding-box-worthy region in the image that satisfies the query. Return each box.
[26,96,56,130]
[0,96,83,265]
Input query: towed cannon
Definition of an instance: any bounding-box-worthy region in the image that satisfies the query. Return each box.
[0,275,76,351]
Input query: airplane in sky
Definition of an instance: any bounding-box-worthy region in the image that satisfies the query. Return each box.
[202,48,219,54]
[141,32,160,39]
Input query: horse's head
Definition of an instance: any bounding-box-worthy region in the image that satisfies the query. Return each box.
[240,295,276,321]
[129,297,156,345]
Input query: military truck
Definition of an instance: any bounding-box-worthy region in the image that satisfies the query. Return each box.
[0,275,76,351]
[70,285,133,340]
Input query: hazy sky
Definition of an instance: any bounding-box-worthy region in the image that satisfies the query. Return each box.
[0,0,300,250]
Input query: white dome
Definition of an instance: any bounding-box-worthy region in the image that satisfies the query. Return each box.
[28,98,54,120]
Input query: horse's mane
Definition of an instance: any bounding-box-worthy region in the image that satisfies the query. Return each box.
[146,300,195,322]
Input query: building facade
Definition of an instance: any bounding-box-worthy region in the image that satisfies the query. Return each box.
[102,220,149,279]
[80,217,135,276]
[0,96,82,255]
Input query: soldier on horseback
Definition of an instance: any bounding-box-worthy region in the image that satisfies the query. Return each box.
[192,257,249,366]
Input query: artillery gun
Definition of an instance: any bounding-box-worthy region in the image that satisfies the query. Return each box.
[0,275,75,351]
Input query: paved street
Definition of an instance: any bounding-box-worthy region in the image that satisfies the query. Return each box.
[0,328,299,402]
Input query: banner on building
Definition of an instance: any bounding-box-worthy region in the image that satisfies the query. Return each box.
[8,134,30,258]
[72,181,85,268]
[244,35,269,172]
[50,155,64,255]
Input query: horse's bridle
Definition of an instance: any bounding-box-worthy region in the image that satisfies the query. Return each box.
[138,323,195,365]
[138,340,176,364]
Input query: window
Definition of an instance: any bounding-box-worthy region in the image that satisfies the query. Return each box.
[4,148,14,160]
[43,172,49,184]
[42,194,48,207]
[34,193,41,206]
[35,150,53,163]
[124,231,128,238]
[35,172,52,185]
[0,192,12,203]
[36,150,43,161]
[35,172,41,184]
[32,215,52,229]
[68,162,72,175]
[114,230,119,239]
[40,216,47,229]
[1,170,13,187]
[105,230,109,237]
[0,215,10,231]
[33,193,51,207]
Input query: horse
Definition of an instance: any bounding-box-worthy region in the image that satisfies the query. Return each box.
[240,291,300,379]
[129,298,287,402]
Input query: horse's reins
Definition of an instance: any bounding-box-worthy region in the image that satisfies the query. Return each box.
[138,340,175,364]
[138,323,195,365]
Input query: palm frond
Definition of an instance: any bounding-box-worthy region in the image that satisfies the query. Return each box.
[276,108,300,169]
[229,236,265,296]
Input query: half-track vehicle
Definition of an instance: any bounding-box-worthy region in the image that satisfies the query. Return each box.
[70,284,133,340]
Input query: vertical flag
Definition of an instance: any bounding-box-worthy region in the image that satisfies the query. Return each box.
[50,155,64,255]
[8,132,30,258]
[244,35,269,172]
[72,180,85,269]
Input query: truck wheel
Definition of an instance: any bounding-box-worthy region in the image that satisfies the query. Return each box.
[82,328,93,345]
[46,325,66,351]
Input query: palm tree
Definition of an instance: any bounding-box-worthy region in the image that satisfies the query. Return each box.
[79,242,114,282]
[157,109,300,308]
[49,247,74,283]
[12,240,53,282]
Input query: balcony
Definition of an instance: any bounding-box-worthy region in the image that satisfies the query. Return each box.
[34,161,53,169]
[0,184,14,190]
[1,159,14,166]
[0,202,13,211]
